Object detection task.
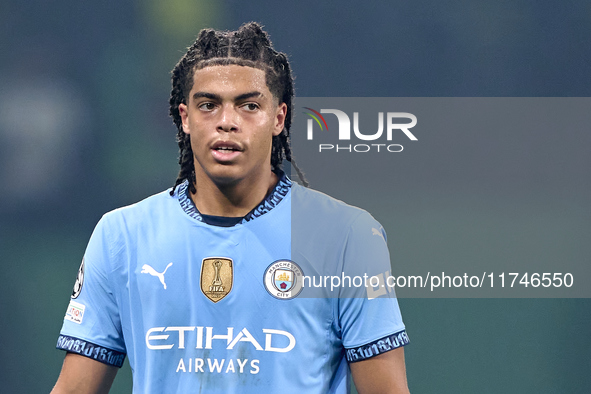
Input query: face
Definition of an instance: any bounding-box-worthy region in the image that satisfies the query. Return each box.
[178,65,287,188]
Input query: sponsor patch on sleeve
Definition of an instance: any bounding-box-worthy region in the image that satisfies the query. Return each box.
[56,335,126,368]
[345,330,409,363]
[64,300,85,324]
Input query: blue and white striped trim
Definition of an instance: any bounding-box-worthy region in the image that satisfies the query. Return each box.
[345,330,409,362]
[177,173,292,225]
[56,334,126,368]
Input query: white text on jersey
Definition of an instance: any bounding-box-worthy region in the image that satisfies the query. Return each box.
[146,326,296,353]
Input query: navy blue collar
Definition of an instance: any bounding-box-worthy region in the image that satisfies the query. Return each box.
[177,172,292,226]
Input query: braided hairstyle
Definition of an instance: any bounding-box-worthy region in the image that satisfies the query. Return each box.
[169,22,308,195]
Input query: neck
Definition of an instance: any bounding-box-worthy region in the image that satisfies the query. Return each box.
[190,170,278,217]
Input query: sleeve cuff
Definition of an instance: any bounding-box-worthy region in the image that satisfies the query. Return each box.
[345,330,409,363]
[56,334,126,368]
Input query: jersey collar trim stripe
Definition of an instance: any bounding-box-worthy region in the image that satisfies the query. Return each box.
[176,172,292,225]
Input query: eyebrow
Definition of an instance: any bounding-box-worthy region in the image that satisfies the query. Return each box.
[192,91,263,102]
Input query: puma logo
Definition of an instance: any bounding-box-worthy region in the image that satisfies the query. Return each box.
[372,227,386,242]
[141,263,173,289]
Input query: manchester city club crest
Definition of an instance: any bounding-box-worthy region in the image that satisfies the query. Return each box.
[264,260,304,300]
[274,269,294,292]
[200,257,233,303]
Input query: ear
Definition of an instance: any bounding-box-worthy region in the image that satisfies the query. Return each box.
[273,103,288,136]
[178,103,190,134]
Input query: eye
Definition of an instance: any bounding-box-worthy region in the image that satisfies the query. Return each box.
[242,103,260,112]
[198,102,216,111]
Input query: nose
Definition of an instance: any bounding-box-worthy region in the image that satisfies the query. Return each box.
[217,104,239,133]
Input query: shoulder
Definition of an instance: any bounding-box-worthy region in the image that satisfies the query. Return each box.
[291,183,381,231]
[84,187,183,266]
[99,187,181,230]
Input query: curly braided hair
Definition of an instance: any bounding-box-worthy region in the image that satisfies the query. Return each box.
[169,22,308,195]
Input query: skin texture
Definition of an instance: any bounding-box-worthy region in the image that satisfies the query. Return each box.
[178,65,287,217]
[350,347,410,394]
[51,353,117,394]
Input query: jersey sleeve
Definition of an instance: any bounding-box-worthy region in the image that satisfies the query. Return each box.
[56,214,126,367]
[337,212,409,363]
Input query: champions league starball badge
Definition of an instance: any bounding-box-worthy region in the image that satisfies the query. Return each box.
[71,258,85,299]
[264,260,304,300]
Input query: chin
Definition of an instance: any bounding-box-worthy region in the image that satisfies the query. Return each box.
[206,167,246,186]
[198,162,271,187]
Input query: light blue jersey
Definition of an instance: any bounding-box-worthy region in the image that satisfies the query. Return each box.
[57,174,408,393]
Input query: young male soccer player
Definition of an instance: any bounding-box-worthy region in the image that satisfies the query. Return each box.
[52,23,410,393]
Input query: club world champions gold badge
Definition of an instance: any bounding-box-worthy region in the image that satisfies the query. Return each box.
[200,257,233,303]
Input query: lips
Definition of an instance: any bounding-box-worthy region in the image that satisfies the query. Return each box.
[210,140,243,162]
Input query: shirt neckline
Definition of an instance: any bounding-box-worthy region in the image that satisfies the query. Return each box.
[176,172,292,226]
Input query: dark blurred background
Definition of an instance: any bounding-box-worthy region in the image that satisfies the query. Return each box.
[1,1,590,392]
